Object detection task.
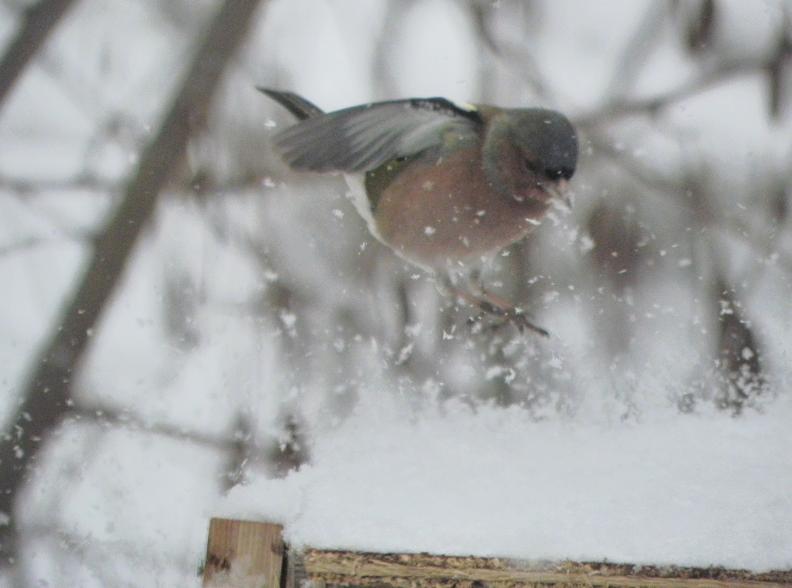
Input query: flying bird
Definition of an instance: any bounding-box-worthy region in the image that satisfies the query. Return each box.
[260,89,578,336]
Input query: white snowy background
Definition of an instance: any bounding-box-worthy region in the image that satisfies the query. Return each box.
[0,0,791,585]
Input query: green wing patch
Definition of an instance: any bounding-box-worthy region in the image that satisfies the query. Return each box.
[363,155,418,213]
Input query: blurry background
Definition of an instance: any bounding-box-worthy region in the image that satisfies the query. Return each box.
[0,0,791,584]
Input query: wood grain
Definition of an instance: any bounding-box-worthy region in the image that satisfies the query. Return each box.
[300,550,792,588]
[203,518,284,588]
[201,520,792,588]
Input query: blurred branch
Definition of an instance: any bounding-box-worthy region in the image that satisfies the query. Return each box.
[0,172,112,195]
[575,0,791,282]
[370,0,414,98]
[266,414,310,478]
[37,49,114,123]
[468,0,549,99]
[0,167,263,197]
[71,405,248,454]
[739,181,789,289]
[766,8,792,118]
[588,133,684,196]
[0,0,266,564]
[220,414,255,490]
[0,233,90,258]
[710,266,766,416]
[0,0,78,112]
[603,1,669,100]
[590,132,792,276]
[72,405,271,524]
[576,58,772,127]
[680,0,717,54]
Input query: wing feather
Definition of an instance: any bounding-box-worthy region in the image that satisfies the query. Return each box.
[272,98,482,173]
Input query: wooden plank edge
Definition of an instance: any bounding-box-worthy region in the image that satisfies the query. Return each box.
[298,549,792,588]
[200,519,792,587]
[203,518,285,587]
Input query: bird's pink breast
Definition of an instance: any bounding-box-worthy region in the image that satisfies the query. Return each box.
[373,146,548,269]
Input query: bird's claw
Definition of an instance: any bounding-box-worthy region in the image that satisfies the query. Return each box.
[467,304,550,338]
[506,310,550,337]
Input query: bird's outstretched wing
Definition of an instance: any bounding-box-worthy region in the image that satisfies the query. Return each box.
[265,93,484,173]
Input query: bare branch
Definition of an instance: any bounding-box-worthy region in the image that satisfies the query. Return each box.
[589,132,792,276]
[467,0,550,100]
[576,58,769,127]
[0,0,266,563]
[0,0,78,111]
[0,173,112,195]
[70,404,244,453]
[0,233,91,258]
[603,2,670,100]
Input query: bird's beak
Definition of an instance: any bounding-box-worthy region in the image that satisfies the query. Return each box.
[545,179,572,212]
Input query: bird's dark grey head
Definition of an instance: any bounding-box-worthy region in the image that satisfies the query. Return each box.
[508,108,578,181]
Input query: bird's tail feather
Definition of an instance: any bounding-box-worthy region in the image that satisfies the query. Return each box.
[257,87,324,120]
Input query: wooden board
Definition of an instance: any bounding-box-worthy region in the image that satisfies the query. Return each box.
[203,518,284,588]
[299,550,792,588]
[201,519,792,588]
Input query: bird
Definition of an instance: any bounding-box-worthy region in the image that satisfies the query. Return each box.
[259,88,578,336]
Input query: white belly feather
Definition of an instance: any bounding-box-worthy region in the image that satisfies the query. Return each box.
[343,173,386,244]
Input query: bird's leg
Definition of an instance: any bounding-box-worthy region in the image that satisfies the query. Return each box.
[440,274,549,337]
[468,279,550,338]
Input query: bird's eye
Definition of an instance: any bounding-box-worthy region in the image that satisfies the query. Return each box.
[523,158,541,174]
[545,166,574,180]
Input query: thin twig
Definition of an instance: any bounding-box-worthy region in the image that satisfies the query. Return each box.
[0,173,112,195]
[468,1,551,100]
[0,233,91,258]
[603,2,670,99]
[576,58,769,127]
[70,404,245,453]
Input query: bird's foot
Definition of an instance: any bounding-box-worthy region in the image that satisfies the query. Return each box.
[469,301,550,337]
[439,275,550,337]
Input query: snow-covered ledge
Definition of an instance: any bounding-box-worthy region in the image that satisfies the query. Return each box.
[202,518,792,587]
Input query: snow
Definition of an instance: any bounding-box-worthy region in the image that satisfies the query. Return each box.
[222,395,792,571]
[2,0,792,584]
[387,0,480,101]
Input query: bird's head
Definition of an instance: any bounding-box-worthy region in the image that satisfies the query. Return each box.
[483,107,578,208]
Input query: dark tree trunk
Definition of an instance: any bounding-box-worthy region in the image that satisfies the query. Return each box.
[0,0,78,110]
[0,0,266,564]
